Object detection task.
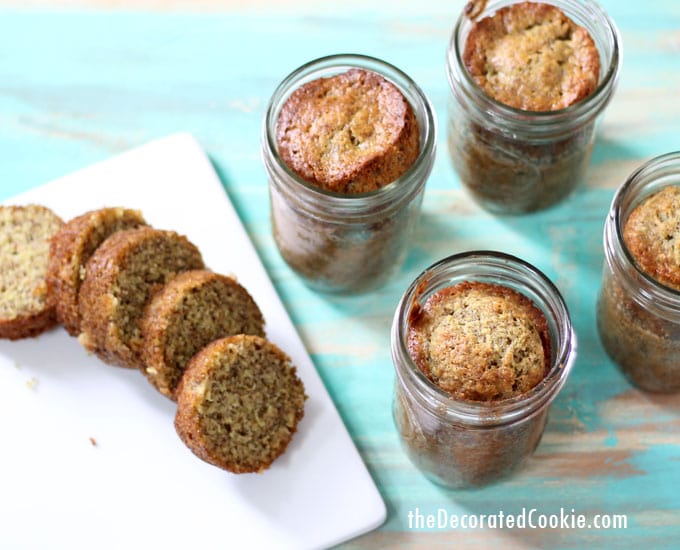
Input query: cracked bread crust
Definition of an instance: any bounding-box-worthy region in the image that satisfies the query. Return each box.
[47,207,147,336]
[407,281,551,401]
[141,270,265,400]
[276,68,420,193]
[174,335,306,474]
[464,2,600,111]
[78,227,204,369]
[623,186,680,291]
[0,205,64,340]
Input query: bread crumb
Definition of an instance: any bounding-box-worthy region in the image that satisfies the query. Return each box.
[89,437,97,447]
[25,377,38,389]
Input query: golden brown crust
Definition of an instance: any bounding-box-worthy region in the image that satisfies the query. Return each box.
[407,281,551,401]
[623,186,680,291]
[78,227,204,369]
[175,335,306,474]
[276,68,420,193]
[0,307,58,341]
[141,270,265,400]
[464,2,601,111]
[46,207,147,336]
[0,205,63,340]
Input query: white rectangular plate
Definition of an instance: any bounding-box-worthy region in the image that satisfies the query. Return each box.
[0,133,386,550]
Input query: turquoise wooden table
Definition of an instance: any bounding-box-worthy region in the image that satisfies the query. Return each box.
[1,0,679,547]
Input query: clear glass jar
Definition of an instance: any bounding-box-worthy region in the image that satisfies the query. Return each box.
[446,0,621,214]
[262,54,436,293]
[597,152,680,393]
[392,251,576,488]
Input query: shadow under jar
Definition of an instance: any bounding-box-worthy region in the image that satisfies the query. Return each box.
[392,252,576,488]
[262,54,436,293]
[446,0,621,214]
[597,153,680,393]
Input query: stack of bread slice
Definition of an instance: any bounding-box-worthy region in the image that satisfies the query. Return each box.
[0,204,306,474]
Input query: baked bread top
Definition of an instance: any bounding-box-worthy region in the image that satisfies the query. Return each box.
[463,2,600,111]
[276,68,420,194]
[407,281,551,401]
[624,185,680,291]
[0,205,64,340]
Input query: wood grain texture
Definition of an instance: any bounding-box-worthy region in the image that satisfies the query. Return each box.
[1,0,679,548]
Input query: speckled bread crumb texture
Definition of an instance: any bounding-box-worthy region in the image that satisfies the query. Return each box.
[142,269,265,400]
[0,205,64,340]
[78,227,204,369]
[276,68,420,193]
[407,281,551,401]
[47,207,147,336]
[464,1,600,111]
[623,185,680,291]
[174,335,306,474]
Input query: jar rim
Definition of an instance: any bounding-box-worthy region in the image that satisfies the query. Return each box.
[391,251,576,428]
[609,151,680,303]
[262,53,437,208]
[446,0,622,133]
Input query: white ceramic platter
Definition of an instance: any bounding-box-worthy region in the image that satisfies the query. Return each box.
[0,133,386,550]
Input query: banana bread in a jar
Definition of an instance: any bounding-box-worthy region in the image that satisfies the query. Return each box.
[446,0,621,213]
[263,54,436,293]
[597,153,680,393]
[392,252,576,488]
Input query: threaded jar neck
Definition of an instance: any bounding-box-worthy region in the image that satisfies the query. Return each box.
[446,0,621,140]
[604,152,680,322]
[391,251,576,429]
[262,53,437,223]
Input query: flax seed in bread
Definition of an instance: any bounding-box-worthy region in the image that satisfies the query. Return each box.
[463,2,601,111]
[174,335,306,473]
[141,270,265,400]
[0,205,64,340]
[276,68,420,194]
[407,281,550,401]
[78,227,204,369]
[47,207,147,336]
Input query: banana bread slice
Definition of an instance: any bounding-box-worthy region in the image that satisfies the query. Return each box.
[175,335,306,473]
[141,270,265,400]
[47,207,147,336]
[78,227,204,368]
[0,205,64,340]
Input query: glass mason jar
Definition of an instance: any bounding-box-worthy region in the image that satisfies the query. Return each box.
[392,251,576,488]
[446,0,621,214]
[262,54,436,293]
[597,153,680,393]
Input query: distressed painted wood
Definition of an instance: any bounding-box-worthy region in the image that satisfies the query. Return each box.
[1,1,679,547]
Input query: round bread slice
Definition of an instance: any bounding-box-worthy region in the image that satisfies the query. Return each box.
[141,270,265,400]
[78,227,204,368]
[47,207,147,336]
[0,205,64,340]
[175,335,307,474]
